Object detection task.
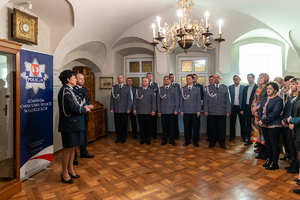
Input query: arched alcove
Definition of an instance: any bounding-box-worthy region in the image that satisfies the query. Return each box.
[61,41,107,72]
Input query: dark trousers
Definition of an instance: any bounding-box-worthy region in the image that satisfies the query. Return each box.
[244,104,253,141]
[114,113,128,141]
[207,115,212,141]
[183,114,200,144]
[151,114,158,138]
[285,127,297,160]
[161,114,175,143]
[262,127,281,162]
[138,114,152,142]
[208,115,226,145]
[74,123,88,159]
[129,111,137,138]
[230,105,245,140]
[174,114,180,139]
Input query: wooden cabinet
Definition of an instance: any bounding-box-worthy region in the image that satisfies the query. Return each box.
[73,66,107,142]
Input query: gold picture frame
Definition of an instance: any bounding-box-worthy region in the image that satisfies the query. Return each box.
[99,77,113,89]
[12,8,38,45]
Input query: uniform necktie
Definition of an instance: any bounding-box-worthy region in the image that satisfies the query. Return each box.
[216,85,219,90]
[166,87,169,91]
[119,85,122,89]
[189,87,192,91]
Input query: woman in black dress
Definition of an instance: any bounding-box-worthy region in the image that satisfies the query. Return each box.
[58,70,91,183]
[258,82,283,170]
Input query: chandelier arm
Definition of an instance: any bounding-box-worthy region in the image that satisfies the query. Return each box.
[155,45,168,53]
[166,47,176,55]
[204,42,219,50]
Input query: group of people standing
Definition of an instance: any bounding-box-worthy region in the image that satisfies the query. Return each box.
[57,69,300,194]
[110,73,233,149]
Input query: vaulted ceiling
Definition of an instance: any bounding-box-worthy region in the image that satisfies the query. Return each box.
[3,0,300,68]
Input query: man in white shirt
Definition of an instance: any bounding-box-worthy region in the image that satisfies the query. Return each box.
[228,75,245,141]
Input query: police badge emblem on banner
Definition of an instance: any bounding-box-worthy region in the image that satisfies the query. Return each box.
[21,58,49,94]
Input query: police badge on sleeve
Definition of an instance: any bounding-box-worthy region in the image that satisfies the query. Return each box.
[20,58,49,94]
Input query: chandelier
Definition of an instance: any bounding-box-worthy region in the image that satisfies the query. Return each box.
[150,0,225,54]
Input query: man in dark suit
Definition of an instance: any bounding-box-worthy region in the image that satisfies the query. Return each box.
[228,75,245,141]
[147,73,159,139]
[169,73,181,140]
[73,73,94,165]
[204,73,231,149]
[110,74,132,144]
[241,73,258,145]
[126,78,138,139]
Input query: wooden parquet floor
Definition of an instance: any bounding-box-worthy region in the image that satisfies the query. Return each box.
[10,134,300,200]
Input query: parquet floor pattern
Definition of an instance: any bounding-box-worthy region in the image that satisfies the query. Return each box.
[10,134,300,200]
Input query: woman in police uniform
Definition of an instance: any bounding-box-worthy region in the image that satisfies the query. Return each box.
[58,70,90,183]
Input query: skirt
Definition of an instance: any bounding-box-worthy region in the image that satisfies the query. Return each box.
[61,131,84,148]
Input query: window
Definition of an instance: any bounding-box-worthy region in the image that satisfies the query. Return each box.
[178,56,209,87]
[126,58,153,88]
[239,43,282,82]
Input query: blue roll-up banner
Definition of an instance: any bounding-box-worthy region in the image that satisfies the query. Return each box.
[20,49,53,180]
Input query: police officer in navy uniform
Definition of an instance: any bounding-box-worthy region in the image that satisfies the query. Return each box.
[204,73,231,149]
[158,76,179,146]
[126,77,138,139]
[180,74,201,147]
[133,77,156,145]
[169,73,181,140]
[147,72,159,139]
[73,73,95,166]
[58,70,91,183]
[110,74,132,144]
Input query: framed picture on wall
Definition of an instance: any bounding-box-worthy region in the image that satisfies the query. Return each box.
[99,77,113,89]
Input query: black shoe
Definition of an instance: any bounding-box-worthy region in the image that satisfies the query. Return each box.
[140,141,145,145]
[288,164,299,173]
[61,174,73,184]
[229,138,234,141]
[254,143,258,148]
[171,142,177,146]
[285,161,296,170]
[73,159,78,165]
[161,141,167,146]
[183,142,189,146]
[255,154,263,159]
[220,144,227,149]
[244,141,253,146]
[146,141,151,145]
[263,159,272,167]
[80,153,94,158]
[294,189,300,194]
[209,143,215,148]
[194,143,199,147]
[68,172,80,179]
[114,139,121,143]
[121,139,126,144]
[294,178,300,182]
[265,162,279,170]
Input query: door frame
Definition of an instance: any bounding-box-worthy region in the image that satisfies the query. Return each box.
[0,39,22,199]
